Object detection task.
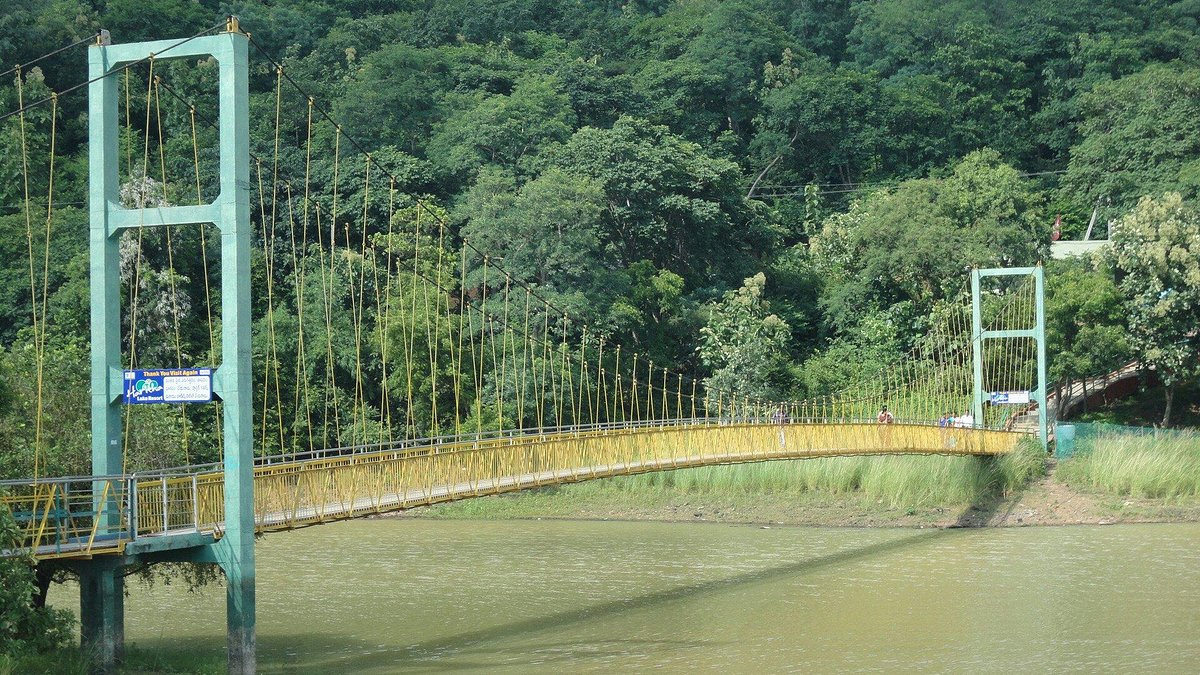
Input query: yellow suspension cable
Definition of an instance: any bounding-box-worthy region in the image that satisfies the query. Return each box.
[121,57,158,475]
[452,243,468,438]
[188,103,222,453]
[630,354,639,424]
[518,289,532,432]
[152,78,192,464]
[380,178,398,443]
[284,183,314,456]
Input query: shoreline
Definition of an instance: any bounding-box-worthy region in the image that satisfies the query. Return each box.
[387,467,1200,529]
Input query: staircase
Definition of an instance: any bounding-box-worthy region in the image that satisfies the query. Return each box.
[1008,361,1142,436]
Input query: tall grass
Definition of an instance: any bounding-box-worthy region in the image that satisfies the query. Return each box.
[0,646,225,675]
[1057,431,1200,499]
[545,439,1046,510]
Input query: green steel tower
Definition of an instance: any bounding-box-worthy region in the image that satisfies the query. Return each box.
[86,19,256,673]
[970,266,1048,449]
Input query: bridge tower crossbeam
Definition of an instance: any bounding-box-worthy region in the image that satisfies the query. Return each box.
[86,20,255,673]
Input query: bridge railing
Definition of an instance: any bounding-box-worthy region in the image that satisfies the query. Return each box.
[135,413,997,478]
[233,420,1025,532]
[136,417,721,478]
[0,472,215,557]
[2,417,1026,558]
[0,475,130,558]
[130,472,218,538]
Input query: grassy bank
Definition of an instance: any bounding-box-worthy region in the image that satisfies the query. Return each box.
[1057,431,1200,499]
[1,646,224,675]
[422,440,1046,521]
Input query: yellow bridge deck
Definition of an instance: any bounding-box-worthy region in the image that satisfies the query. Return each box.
[3,421,1024,560]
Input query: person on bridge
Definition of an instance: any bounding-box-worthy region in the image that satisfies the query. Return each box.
[877,405,894,447]
[939,411,955,448]
[773,405,789,448]
[955,409,975,451]
[772,406,788,425]
[876,406,894,425]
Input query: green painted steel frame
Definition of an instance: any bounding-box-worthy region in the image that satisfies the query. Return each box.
[970,266,1048,448]
[88,29,254,673]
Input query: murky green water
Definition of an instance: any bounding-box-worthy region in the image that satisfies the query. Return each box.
[51,520,1200,672]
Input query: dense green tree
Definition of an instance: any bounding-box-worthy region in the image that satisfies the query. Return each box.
[554,116,767,286]
[628,58,724,141]
[846,0,987,76]
[0,207,88,346]
[627,0,792,142]
[427,74,575,179]
[1061,65,1200,225]
[0,335,90,478]
[699,273,792,400]
[0,506,73,657]
[877,74,953,176]
[336,44,452,154]
[847,2,1038,162]
[681,1,792,137]
[602,259,695,367]
[102,0,217,42]
[749,49,886,193]
[762,245,824,356]
[787,0,853,63]
[0,68,56,210]
[551,58,632,129]
[812,149,1046,333]
[1044,258,1132,418]
[794,309,905,397]
[1110,193,1200,426]
[409,0,556,46]
[459,167,606,314]
[929,23,1032,161]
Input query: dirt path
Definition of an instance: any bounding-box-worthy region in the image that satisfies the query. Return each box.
[951,460,1200,527]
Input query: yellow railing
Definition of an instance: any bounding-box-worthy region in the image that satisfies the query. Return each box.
[3,421,1024,559]
[233,421,1022,532]
[0,478,128,559]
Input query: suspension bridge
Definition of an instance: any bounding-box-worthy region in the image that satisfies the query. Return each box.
[0,20,1045,672]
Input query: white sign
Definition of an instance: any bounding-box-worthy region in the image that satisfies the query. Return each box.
[989,390,1031,405]
[164,372,213,402]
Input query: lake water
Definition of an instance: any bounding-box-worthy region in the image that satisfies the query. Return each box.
[50,520,1200,672]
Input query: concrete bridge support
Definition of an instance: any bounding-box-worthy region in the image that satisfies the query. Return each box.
[78,561,124,672]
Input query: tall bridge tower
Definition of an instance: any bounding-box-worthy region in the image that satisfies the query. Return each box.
[85,19,256,673]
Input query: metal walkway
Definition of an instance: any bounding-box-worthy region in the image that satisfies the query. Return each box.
[2,419,1025,561]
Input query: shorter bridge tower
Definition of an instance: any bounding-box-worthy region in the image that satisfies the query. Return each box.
[970,266,1048,448]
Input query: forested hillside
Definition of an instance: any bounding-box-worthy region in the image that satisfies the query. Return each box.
[1,0,1198,476]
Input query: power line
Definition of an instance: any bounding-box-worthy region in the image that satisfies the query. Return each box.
[752,169,1073,199]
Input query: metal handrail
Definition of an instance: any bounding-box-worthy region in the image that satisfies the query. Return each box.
[1,417,1025,559]
[0,415,1010,488]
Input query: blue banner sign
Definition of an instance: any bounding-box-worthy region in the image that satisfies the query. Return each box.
[989,390,1031,405]
[124,368,213,404]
